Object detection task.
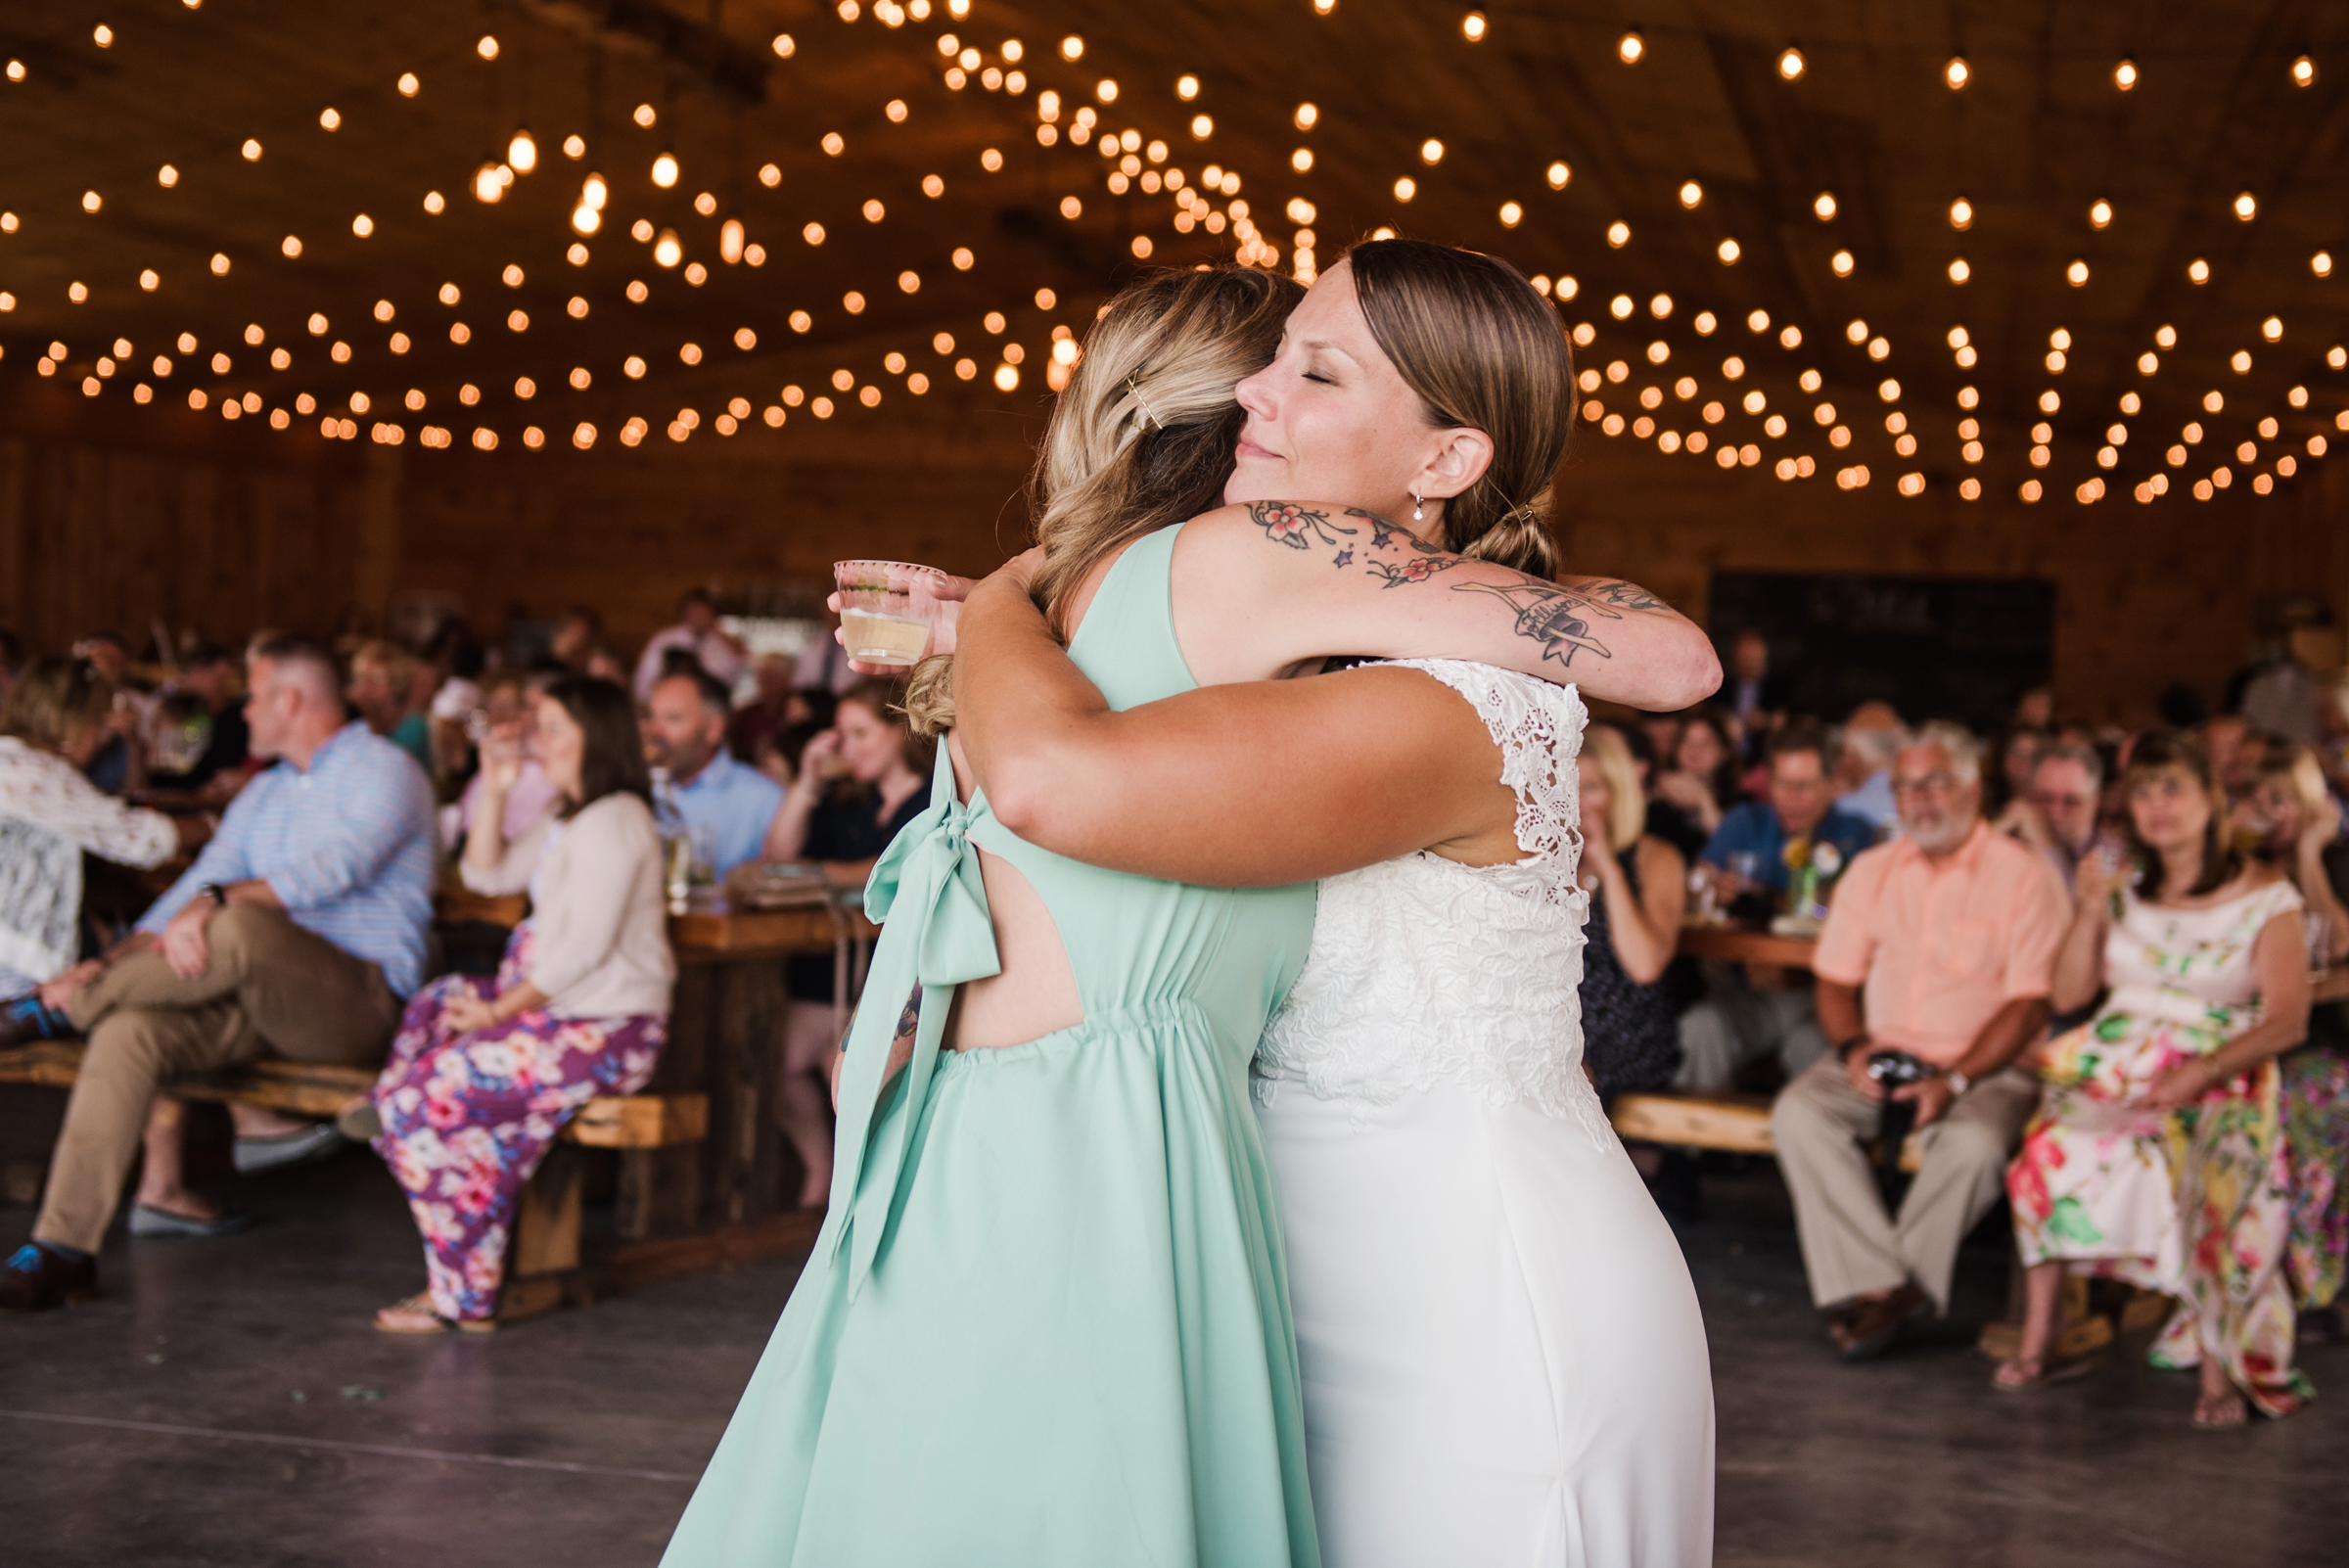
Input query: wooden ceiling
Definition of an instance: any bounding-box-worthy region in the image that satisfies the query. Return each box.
[3,0,2346,513]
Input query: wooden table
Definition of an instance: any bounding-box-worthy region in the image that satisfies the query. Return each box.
[629,899,882,1241]
[1677,922,1819,989]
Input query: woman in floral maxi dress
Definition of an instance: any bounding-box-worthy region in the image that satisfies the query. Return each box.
[345,675,674,1331]
[2002,729,2315,1426]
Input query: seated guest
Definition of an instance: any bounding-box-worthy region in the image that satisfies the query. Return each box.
[2201,713,2258,804]
[0,659,186,1011]
[0,637,434,1311]
[728,652,801,763]
[146,644,251,792]
[2003,730,2313,1423]
[1652,705,1741,843]
[71,631,146,793]
[1674,720,1881,1092]
[436,669,562,851]
[1992,740,2121,898]
[2012,683,2056,733]
[548,605,603,672]
[2243,747,2349,1339]
[1772,723,2068,1359]
[644,665,784,876]
[346,676,673,1332]
[1723,627,1790,756]
[1575,725,1687,1099]
[760,678,931,1206]
[1832,702,1907,834]
[346,640,432,774]
[633,587,749,702]
[1985,726,2048,818]
[1618,722,1705,863]
[423,633,487,784]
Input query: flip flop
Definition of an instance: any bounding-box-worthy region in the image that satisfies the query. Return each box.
[1992,1350,2100,1392]
[374,1292,499,1336]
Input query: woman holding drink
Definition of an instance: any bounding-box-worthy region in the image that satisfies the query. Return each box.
[666,247,1718,1566]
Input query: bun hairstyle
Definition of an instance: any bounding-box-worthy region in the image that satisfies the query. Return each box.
[902,265,1303,735]
[1345,238,1575,579]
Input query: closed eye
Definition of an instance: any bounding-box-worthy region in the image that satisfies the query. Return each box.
[1303,371,1334,385]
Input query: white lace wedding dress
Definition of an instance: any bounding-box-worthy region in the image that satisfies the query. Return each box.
[1254,660,1715,1567]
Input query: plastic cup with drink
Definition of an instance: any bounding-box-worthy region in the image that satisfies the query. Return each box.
[834,560,951,669]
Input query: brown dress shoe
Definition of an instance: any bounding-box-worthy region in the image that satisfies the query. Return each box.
[0,1242,98,1312]
[1833,1283,1929,1361]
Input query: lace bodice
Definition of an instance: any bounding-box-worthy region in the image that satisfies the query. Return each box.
[1254,661,1608,1142]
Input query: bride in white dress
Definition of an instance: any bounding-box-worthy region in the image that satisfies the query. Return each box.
[1256,660,1714,1568]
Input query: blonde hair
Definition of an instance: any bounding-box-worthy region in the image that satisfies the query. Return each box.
[0,657,115,750]
[2255,744,2331,819]
[1582,724,1647,854]
[1346,238,1575,577]
[905,266,1303,736]
[348,638,416,690]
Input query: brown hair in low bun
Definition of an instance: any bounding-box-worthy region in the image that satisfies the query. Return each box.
[1344,238,1575,579]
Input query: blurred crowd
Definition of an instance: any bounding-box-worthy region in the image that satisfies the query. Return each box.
[0,591,934,1328]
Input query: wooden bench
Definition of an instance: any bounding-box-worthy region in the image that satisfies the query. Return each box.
[1609,1090,1923,1174]
[0,1039,708,1321]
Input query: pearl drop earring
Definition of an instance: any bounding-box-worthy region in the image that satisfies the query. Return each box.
[1410,492,1424,523]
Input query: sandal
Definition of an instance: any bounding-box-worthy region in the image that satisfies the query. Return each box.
[373,1292,498,1336]
[1992,1350,2099,1392]
[2191,1390,2248,1430]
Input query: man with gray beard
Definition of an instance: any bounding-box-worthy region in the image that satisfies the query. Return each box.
[1769,722,2071,1360]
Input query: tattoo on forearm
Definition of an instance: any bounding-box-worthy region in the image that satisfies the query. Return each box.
[1450,580,1620,668]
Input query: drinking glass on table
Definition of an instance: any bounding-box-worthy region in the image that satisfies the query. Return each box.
[834,560,952,669]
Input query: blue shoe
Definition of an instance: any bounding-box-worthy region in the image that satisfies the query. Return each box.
[0,1242,97,1312]
[0,995,74,1050]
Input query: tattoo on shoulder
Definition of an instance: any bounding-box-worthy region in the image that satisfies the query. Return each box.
[1451,580,1621,668]
[1339,506,1464,587]
[1573,578,1666,611]
[1250,501,1359,558]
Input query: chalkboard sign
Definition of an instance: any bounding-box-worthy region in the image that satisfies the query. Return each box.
[1707,572,2055,731]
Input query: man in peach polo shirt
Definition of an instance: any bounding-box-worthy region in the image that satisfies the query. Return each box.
[1770,722,2071,1360]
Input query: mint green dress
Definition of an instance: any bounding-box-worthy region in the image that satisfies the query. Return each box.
[662,523,1321,1567]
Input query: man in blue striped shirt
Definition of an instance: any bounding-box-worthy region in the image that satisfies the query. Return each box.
[4,636,435,1312]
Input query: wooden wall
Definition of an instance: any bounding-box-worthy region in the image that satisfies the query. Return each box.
[2,398,2342,729]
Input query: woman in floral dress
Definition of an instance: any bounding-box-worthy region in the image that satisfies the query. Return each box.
[342,675,673,1332]
[2001,730,2314,1425]
[2242,747,2349,1337]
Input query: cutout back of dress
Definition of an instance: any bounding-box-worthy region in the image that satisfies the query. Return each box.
[961,523,1316,1053]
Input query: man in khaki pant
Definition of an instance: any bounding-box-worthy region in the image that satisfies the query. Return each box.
[1769,724,2071,1359]
[3,636,434,1312]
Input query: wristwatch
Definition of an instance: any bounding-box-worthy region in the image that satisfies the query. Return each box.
[199,882,229,908]
[1945,1068,1972,1098]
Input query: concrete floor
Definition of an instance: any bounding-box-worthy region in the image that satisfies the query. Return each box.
[5,1092,2346,1567]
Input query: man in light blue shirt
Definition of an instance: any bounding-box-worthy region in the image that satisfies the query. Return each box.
[2,638,435,1312]
[646,664,785,876]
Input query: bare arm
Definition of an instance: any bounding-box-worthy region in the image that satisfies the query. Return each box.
[1172,502,1721,712]
[1589,834,1684,985]
[2049,861,2116,1015]
[2144,909,2311,1109]
[956,577,1514,885]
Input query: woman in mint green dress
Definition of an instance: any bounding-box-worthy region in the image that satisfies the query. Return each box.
[663,250,1716,1566]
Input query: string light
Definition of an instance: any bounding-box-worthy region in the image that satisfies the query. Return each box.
[2113,58,2139,91]
[1776,47,1805,80]
[2292,55,2316,87]
[1949,196,1972,229]
[1813,191,1836,220]
[1618,32,1643,65]
[1945,57,1969,90]
[1462,13,1487,42]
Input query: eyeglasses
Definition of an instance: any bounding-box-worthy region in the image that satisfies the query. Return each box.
[1891,773,1961,798]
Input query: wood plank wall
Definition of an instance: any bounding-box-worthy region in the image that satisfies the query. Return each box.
[2,411,2340,729]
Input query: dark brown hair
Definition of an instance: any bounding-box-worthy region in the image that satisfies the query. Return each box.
[1345,238,1575,577]
[840,675,938,779]
[2121,727,2239,899]
[0,657,115,749]
[544,674,653,816]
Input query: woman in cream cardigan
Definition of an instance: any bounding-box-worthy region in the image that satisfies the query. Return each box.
[345,675,674,1333]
